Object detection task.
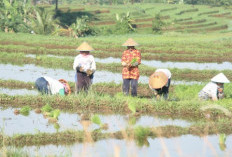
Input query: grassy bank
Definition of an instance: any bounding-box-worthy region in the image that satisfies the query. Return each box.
[1,88,232,120]
[0,31,232,62]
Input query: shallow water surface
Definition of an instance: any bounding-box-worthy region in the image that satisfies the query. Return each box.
[26,54,232,70]
[0,63,202,85]
[0,108,191,136]
[0,87,38,96]
[21,135,232,157]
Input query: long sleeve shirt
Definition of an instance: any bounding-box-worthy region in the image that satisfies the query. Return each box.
[155,69,171,87]
[121,49,141,80]
[73,54,96,72]
[200,82,219,100]
[43,76,64,95]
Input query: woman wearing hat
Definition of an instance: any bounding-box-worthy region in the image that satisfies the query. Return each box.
[35,76,71,95]
[121,38,141,97]
[149,69,171,100]
[73,42,96,93]
[198,73,230,101]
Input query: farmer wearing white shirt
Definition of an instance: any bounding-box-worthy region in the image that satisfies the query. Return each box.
[73,42,96,93]
[35,76,70,95]
[198,73,230,101]
[149,69,171,100]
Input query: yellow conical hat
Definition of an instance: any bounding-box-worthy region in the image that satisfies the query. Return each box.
[149,71,168,89]
[122,38,139,46]
[76,42,94,51]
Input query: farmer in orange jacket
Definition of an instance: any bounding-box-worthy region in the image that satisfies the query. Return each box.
[121,38,141,97]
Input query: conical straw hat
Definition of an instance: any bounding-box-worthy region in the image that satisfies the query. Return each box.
[76,42,94,51]
[149,71,168,89]
[122,38,139,46]
[211,73,230,83]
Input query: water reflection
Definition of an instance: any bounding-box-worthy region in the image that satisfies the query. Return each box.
[0,63,202,85]
[26,54,232,71]
[0,87,38,96]
[0,108,191,136]
[22,135,232,157]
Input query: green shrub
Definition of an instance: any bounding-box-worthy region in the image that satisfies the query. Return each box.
[152,13,166,34]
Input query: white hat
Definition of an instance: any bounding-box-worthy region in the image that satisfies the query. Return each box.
[211,73,230,83]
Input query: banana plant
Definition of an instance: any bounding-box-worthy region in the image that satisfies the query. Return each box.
[115,12,135,31]
[69,16,92,38]
[0,0,22,32]
[29,7,58,34]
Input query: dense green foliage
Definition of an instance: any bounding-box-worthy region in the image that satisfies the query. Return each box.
[1,1,231,36]
[152,13,166,34]
[0,0,31,32]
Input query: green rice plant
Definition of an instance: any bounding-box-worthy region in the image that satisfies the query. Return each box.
[91,114,102,126]
[41,103,53,113]
[54,123,60,132]
[128,100,136,114]
[19,106,31,116]
[90,114,109,130]
[130,58,138,64]
[47,109,61,120]
[219,133,227,151]
[134,126,150,147]
[0,147,29,157]
[128,116,137,125]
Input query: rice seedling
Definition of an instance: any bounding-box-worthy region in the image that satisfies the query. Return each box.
[41,103,53,113]
[219,133,227,151]
[91,114,102,126]
[50,109,61,119]
[54,123,60,132]
[134,126,150,147]
[0,147,30,157]
[19,106,31,116]
[91,114,108,130]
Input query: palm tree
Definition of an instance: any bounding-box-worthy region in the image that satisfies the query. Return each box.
[30,7,58,34]
[69,16,92,38]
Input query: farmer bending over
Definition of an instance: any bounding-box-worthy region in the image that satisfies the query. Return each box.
[121,38,141,97]
[149,69,171,100]
[198,73,230,101]
[73,42,96,93]
[35,76,71,95]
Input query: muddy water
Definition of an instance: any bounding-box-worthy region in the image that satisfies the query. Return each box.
[0,108,191,136]
[21,135,232,157]
[0,87,38,95]
[26,54,232,70]
[0,63,202,85]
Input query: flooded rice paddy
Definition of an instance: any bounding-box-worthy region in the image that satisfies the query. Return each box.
[18,135,232,157]
[0,108,191,136]
[0,87,38,96]
[0,63,202,85]
[1,54,231,156]
[27,54,232,71]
